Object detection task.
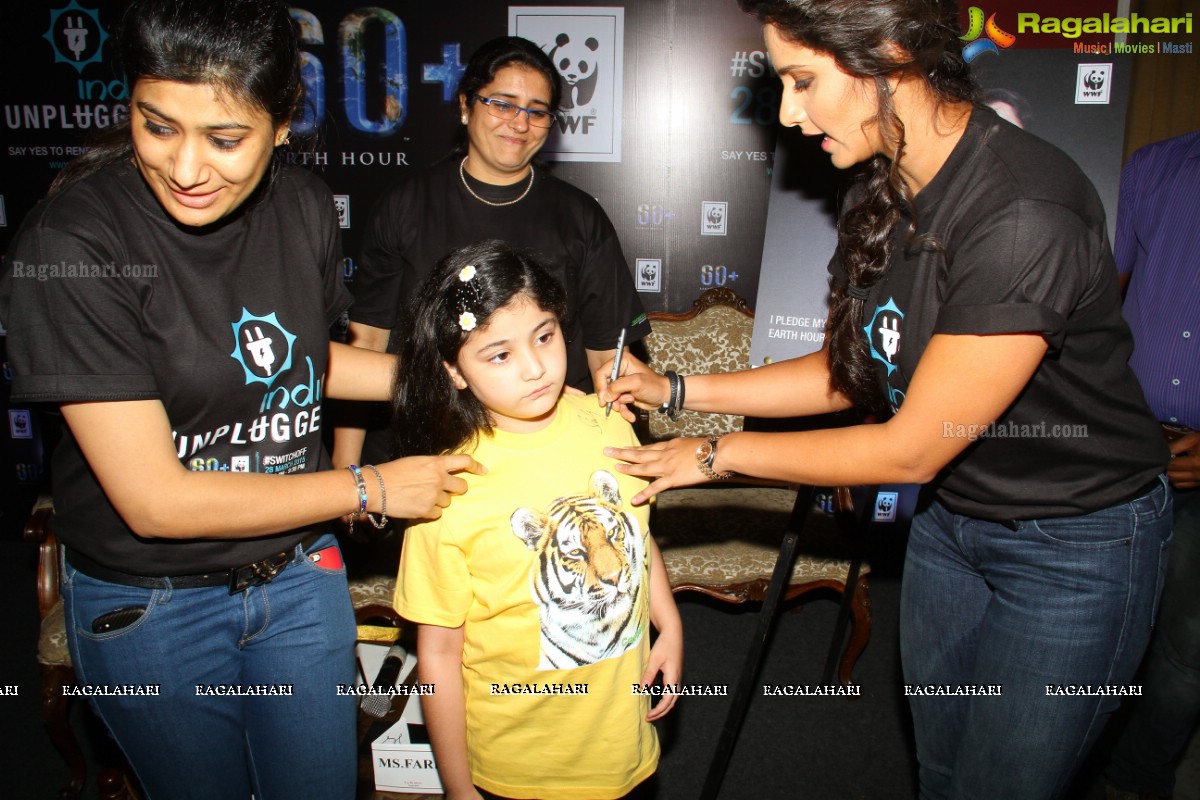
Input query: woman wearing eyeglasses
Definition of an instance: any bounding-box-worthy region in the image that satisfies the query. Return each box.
[336,36,648,468]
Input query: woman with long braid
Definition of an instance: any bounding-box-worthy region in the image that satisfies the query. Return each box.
[599,1,1171,797]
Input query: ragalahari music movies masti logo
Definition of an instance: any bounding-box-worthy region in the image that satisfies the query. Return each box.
[43,0,109,73]
[960,7,1017,62]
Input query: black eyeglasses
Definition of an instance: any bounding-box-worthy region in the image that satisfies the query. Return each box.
[472,96,557,129]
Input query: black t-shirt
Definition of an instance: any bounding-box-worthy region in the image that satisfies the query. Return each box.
[350,158,650,391]
[833,106,1167,519]
[2,162,351,574]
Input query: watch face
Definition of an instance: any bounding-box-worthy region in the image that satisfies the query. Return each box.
[697,440,715,465]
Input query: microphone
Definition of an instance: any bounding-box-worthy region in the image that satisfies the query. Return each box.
[361,643,407,718]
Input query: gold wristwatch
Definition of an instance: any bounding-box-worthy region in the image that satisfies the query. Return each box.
[695,435,734,481]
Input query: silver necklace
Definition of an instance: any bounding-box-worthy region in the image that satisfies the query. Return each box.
[459,157,534,207]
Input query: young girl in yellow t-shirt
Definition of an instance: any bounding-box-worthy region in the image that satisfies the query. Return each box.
[391,240,682,800]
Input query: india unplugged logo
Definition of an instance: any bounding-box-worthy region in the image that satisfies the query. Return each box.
[230,309,297,388]
[43,0,109,72]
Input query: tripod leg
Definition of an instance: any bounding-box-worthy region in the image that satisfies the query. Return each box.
[699,486,815,800]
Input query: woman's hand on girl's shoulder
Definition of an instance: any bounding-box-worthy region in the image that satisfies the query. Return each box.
[376,455,487,520]
[605,438,707,505]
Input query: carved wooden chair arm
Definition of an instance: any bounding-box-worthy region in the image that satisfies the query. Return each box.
[23,494,60,620]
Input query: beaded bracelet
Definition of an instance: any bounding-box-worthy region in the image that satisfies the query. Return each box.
[346,465,368,535]
[363,465,388,529]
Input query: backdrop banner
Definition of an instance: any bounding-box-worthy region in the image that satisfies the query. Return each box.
[0,0,1186,535]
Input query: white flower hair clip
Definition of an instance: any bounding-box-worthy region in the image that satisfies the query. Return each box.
[455,264,482,332]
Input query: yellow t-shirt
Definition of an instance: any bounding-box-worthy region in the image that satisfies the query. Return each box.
[395,394,658,799]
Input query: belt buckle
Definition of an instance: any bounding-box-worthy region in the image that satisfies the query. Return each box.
[228,550,290,594]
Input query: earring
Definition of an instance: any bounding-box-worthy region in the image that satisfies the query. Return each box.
[461,114,469,124]
[277,130,291,147]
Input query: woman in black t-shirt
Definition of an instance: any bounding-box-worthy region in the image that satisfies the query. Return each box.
[600,1,1171,798]
[0,1,480,797]
[334,36,649,467]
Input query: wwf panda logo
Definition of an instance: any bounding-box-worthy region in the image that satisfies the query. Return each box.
[548,33,600,111]
[1083,69,1106,91]
[706,206,724,227]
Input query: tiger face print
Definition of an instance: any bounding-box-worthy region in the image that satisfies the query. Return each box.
[510,470,646,670]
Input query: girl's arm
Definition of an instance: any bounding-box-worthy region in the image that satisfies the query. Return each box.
[609,332,1048,504]
[417,623,481,800]
[643,536,683,722]
[60,399,484,539]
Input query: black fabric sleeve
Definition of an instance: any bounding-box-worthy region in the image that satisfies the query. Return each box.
[313,184,353,326]
[7,224,158,402]
[348,187,406,329]
[933,198,1094,354]
[575,200,650,350]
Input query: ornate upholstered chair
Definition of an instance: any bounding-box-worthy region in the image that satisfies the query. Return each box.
[642,287,871,686]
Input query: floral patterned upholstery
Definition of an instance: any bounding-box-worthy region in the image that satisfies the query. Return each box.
[655,487,864,592]
[643,288,751,441]
[38,599,71,668]
[347,573,400,623]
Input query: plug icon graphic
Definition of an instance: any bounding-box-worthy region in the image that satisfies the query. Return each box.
[244,326,275,376]
[64,16,88,60]
[878,317,901,363]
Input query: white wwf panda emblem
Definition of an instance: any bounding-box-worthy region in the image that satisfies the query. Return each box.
[547,32,600,111]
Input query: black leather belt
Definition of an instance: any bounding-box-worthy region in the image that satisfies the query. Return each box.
[1162,423,1196,442]
[1119,475,1166,505]
[66,532,325,594]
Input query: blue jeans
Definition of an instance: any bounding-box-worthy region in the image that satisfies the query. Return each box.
[1106,485,1200,796]
[62,533,358,800]
[900,478,1172,800]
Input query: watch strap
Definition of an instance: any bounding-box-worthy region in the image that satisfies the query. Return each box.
[695,434,734,481]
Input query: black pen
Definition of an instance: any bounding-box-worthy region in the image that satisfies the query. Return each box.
[605,328,627,417]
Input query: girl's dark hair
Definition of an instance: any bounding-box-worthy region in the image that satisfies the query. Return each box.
[739,0,977,411]
[452,36,561,156]
[50,0,301,195]
[391,240,568,458]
